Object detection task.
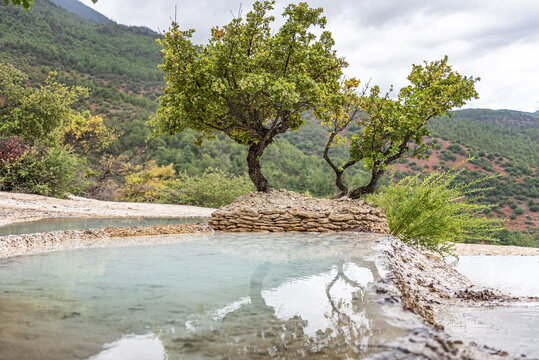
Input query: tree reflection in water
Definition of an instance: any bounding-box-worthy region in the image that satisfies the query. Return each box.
[161,256,402,359]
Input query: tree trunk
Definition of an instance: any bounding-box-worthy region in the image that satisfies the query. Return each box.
[247,142,270,192]
[348,168,384,199]
[323,132,349,197]
[334,171,348,198]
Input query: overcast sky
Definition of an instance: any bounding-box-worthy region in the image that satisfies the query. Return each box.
[80,0,539,112]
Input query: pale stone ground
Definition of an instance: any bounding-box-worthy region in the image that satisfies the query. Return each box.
[453,243,539,256]
[0,191,215,226]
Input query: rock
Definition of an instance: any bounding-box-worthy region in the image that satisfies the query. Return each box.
[209,189,390,234]
[328,213,355,222]
[0,223,213,258]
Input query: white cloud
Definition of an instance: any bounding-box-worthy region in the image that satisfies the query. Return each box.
[79,0,539,112]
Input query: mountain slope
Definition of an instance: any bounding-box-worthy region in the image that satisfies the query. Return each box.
[0,0,161,81]
[428,109,539,168]
[49,0,114,24]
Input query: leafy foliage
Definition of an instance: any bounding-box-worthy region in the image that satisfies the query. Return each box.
[0,136,30,163]
[495,229,538,248]
[151,0,346,191]
[0,0,535,241]
[119,161,175,203]
[368,167,504,256]
[63,112,120,155]
[323,56,479,198]
[0,62,88,146]
[0,145,86,197]
[163,169,255,208]
[0,62,122,199]
[118,162,253,208]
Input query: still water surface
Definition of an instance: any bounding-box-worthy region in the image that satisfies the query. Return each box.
[0,217,208,236]
[453,255,539,297]
[0,232,418,360]
[437,255,539,358]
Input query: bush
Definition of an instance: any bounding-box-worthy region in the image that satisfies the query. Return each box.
[118,161,175,203]
[0,146,86,197]
[162,169,255,208]
[494,229,538,248]
[118,164,254,208]
[447,144,465,155]
[368,168,504,256]
[441,151,457,162]
[0,136,30,163]
[63,113,120,156]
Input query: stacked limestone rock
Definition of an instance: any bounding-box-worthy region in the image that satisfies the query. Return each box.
[209,189,390,234]
[0,224,213,259]
[104,223,211,237]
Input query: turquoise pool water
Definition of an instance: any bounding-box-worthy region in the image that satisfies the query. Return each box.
[0,217,208,236]
[0,232,417,360]
[437,255,539,358]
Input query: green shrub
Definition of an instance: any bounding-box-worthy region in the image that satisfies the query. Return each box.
[118,161,176,203]
[162,169,255,208]
[368,168,504,256]
[447,144,465,155]
[0,147,86,197]
[441,151,457,161]
[494,229,538,247]
[118,165,254,208]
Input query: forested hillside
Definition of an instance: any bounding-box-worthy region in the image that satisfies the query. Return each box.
[49,0,114,24]
[430,109,539,168]
[0,1,161,80]
[0,0,536,245]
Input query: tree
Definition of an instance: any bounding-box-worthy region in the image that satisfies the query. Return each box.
[149,0,346,191]
[0,62,88,146]
[322,56,479,198]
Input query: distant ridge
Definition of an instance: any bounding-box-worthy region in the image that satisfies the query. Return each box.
[50,0,114,24]
[486,108,539,118]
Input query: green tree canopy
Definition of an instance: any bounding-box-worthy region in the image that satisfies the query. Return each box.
[0,62,88,146]
[150,0,346,191]
[323,56,479,198]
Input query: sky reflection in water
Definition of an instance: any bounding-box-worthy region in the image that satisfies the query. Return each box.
[0,232,414,360]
